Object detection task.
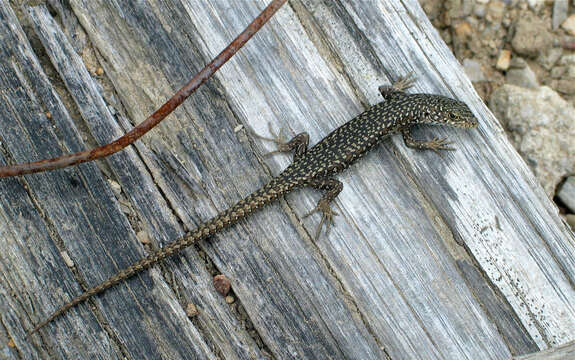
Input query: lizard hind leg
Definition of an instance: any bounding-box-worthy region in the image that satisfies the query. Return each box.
[249,122,309,161]
[303,178,343,241]
[393,72,417,91]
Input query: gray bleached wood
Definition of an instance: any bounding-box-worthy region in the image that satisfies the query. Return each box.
[28,5,265,358]
[1,0,574,359]
[0,2,214,359]
[514,340,575,359]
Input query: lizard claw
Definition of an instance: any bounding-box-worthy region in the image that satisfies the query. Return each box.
[426,137,455,153]
[379,73,417,98]
[248,123,289,157]
[393,72,417,92]
[303,201,339,241]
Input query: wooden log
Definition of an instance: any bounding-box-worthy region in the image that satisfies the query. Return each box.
[513,341,575,360]
[1,0,574,358]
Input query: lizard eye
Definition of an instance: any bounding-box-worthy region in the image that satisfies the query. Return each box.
[449,113,457,119]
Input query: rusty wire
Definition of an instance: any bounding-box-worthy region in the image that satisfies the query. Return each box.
[0,0,287,177]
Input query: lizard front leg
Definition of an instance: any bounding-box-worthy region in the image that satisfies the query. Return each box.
[402,126,455,153]
[303,177,343,240]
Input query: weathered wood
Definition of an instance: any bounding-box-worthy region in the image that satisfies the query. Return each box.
[456,259,538,355]
[28,5,266,358]
[293,0,575,352]
[0,2,215,359]
[513,341,575,360]
[1,0,574,359]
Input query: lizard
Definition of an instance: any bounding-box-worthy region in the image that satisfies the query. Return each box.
[29,74,478,334]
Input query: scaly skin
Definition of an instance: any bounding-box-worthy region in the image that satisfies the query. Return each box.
[30,75,478,334]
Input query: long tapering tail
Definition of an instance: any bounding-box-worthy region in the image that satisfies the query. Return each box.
[29,176,295,335]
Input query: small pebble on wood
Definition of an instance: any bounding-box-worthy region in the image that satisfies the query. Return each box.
[213,274,231,295]
[136,230,151,245]
[186,303,199,318]
[60,251,74,268]
[107,179,122,197]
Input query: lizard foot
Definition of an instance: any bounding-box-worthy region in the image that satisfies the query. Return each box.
[303,201,339,241]
[392,72,417,92]
[248,123,290,157]
[378,73,416,97]
[424,137,456,153]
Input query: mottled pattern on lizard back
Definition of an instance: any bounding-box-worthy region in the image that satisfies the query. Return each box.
[279,92,477,184]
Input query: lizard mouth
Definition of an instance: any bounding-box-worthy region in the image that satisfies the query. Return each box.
[454,115,479,128]
[461,121,478,128]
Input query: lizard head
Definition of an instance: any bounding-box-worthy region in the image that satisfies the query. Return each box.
[417,95,478,129]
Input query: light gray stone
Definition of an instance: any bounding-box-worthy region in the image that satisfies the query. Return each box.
[463,58,486,82]
[558,177,575,213]
[490,85,575,195]
[512,15,552,57]
[506,59,539,88]
[553,0,569,30]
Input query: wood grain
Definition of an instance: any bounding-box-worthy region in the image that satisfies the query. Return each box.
[514,341,575,360]
[1,0,574,359]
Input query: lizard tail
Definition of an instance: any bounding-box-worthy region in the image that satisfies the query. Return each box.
[29,177,294,335]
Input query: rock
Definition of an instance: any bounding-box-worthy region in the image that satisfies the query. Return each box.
[559,54,575,66]
[454,21,473,39]
[489,85,575,195]
[550,54,575,93]
[136,230,151,244]
[506,68,539,89]
[512,15,552,57]
[553,0,569,30]
[419,0,443,20]
[486,1,505,24]
[551,66,567,78]
[566,214,575,231]
[496,49,512,70]
[506,58,539,88]
[185,303,199,318]
[463,58,486,82]
[474,4,486,18]
[526,0,545,11]
[557,177,575,213]
[563,38,575,50]
[213,274,231,296]
[107,179,122,197]
[553,79,575,95]
[561,14,575,36]
[60,251,75,268]
[538,48,563,70]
